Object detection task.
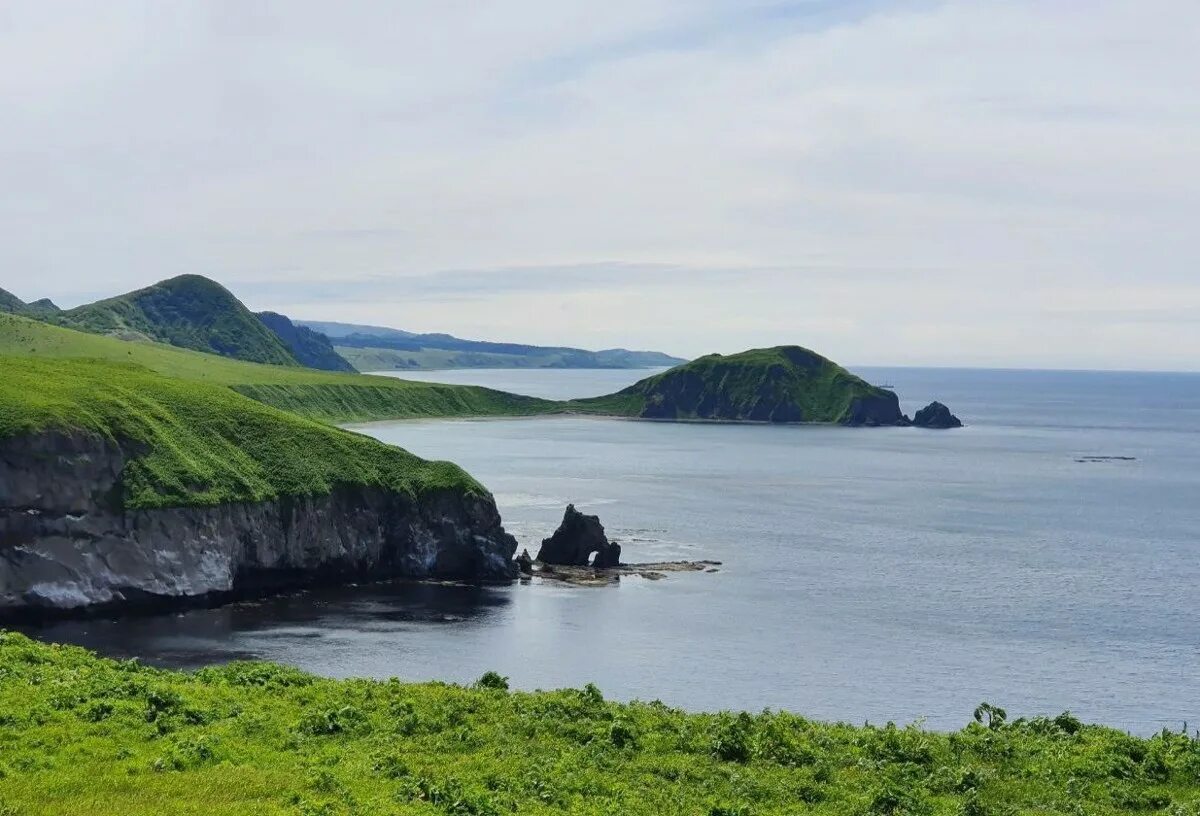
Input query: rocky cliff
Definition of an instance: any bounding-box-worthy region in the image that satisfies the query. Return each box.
[0,430,517,618]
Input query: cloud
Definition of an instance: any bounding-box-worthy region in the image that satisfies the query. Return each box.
[0,0,1197,369]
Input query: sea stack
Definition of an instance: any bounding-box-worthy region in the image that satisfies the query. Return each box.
[912,401,963,429]
[536,504,621,567]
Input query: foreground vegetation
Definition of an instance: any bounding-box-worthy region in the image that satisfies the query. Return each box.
[0,314,558,425]
[0,357,485,509]
[0,633,1197,815]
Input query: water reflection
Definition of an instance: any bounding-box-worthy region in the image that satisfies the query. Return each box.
[18,579,512,670]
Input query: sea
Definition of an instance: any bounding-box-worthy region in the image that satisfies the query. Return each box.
[19,366,1200,733]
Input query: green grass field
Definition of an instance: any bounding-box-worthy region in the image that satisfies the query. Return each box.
[0,632,1196,815]
[0,314,559,425]
[0,356,484,509]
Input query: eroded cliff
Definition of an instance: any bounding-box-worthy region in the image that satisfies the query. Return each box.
[0,430,517,617]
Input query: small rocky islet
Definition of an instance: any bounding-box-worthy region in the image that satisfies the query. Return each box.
[523,503,719,586]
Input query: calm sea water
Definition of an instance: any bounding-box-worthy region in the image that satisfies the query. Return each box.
[20,366,1200,733]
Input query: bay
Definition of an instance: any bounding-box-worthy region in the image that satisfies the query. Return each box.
[22,366,1200,733]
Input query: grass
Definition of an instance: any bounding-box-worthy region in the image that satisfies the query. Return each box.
[1,631,1198,815]
[0,357,484,510]
[0,313,559,425]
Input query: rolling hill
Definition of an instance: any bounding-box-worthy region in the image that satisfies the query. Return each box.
[0,312,558,424]
[56,275,302,367]
[0,287,59,317]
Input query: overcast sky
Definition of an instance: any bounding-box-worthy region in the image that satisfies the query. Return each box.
[1,1,1197,370]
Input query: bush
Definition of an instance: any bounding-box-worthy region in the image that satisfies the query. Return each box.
[297,706,366,736]
[712,713,755,763]
[475,671,509,691]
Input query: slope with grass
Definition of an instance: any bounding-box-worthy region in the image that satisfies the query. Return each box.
[573,346,908,425]
[0,313,558,424]
[0,631,1196,816]
[0,287,58,318]
[56,275,301,367]
[0,356,520,615]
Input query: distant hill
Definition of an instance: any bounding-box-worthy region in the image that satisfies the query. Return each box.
[5,277,677,372]
[56,275,301,367]
[256,311,354,372]
[299,320,686,370]
[0,288,24,314]
[572,345,907,425]
[0,288,59,318]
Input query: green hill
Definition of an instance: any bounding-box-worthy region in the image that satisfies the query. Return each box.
[256,310,354,372]
[0,632,1192,816]
[0,287,25,314]
[0,313,558,424]
[573,346,906,425]
[0,287,57,317]
[56,275,301,367]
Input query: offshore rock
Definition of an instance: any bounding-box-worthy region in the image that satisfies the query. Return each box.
[515,548,534,575]
[912,401,963,429]
[0,430,518,619]
[536,504,620,567]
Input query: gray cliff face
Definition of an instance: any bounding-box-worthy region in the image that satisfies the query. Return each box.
[0,431,517,618]
[843,391,909,427]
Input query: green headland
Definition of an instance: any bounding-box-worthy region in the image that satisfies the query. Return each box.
[571,346,907,425]
[0,355,486,511]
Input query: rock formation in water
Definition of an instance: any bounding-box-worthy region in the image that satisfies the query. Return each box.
[536,504,621,567]
[912,401,963,429]
[0,430,518,619]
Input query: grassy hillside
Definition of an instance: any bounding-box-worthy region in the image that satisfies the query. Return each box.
[1,632,1196,816]
[0,313,558,424]
[57,275,300,367]
[573,346,900,424]
[0,287,24,314]
[0,357,484,509]
[0,288,57,318]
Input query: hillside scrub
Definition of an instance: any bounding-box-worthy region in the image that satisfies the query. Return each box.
[0,632,1198,815]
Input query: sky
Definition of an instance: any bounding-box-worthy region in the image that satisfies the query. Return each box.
[1,1,1198,370]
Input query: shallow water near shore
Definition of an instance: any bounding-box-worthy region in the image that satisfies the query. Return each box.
[19,366,1200,733]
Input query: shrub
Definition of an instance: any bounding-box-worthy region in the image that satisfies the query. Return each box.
[712,713,755,763]
[475,671,509,692]
[297,705,366,736]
